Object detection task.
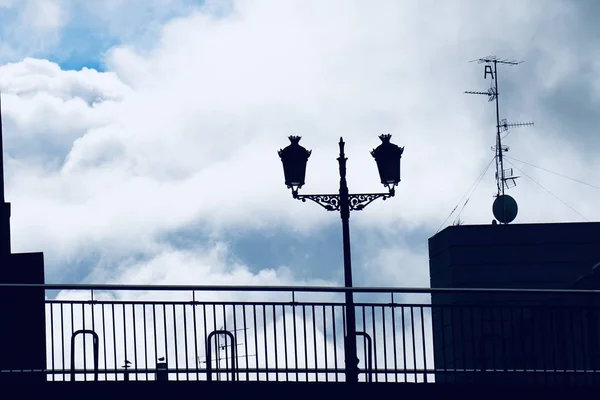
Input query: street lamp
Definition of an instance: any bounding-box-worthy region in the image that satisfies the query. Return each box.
[278,134,404,383]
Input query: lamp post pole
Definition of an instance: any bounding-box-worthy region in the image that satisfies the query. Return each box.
[278,134,403,383]
[337,138,359,383]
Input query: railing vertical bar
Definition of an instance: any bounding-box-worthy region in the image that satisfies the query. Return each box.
[122,303,128,381]
[173,304,179,381]
[242,304,249,382]
[152,304,158,382]
[342,300,347,382]
[302,305,308,382]
[50,303,55,381]
[192,298,198,381]
[331,305,338,383]
[202,304,208,381]
[361,305,367,382]
[292,303,298,382]
[323,305,328,382]
[183,303,189,381]
[372,304,378,382]
[82,302,86,381]
[70,303,75,381]
[410,306,417,383]
[312,305,318,382]
[342,302,347,338]
[163,304,169,381]
[382,305,388,383]
[401,306,407,383]
[143,303,148,381]
[211,304,218,382]
[420,306,427,383]
[391,302,398,383]
[111,304,117,381]
[252,304,258,381]
[262,304,269,381]
[282,304,289,382]
[133,304,138,381]
[273,304,279,382]
[91,294,96,380]
[60,304,66,381]
[101,304,107,381]
[233,304,239,382]
[223,304,229,381]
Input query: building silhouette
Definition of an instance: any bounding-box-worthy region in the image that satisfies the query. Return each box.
[0,95,46,382]
[429,222,600,384]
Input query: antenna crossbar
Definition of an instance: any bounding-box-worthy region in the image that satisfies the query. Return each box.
[498,121,534,130]
[470,55,523,65]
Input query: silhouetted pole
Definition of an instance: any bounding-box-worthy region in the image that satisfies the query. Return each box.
[0,94,10,256]
[337,139,359,383]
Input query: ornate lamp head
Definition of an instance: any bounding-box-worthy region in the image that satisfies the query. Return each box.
[371,134,404,190]
[278,136,312,194]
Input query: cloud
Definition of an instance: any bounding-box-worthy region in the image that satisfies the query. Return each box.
[1,0,600,288]
[21,0,66,32]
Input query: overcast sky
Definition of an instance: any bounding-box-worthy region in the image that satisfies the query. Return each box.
[0,0,599,288]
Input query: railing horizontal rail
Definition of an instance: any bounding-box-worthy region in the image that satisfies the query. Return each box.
[43,300,600,309]
[6,368,600,374]
[3,283,600,295]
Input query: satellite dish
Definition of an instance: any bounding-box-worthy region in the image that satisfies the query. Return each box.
[492,194,518,224]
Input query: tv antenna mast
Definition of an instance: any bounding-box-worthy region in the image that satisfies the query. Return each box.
[465,56,534,224]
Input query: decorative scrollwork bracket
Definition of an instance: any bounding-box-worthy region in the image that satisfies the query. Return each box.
[292,188,395,212]
[293,193,340,211]
[348,188,395,211]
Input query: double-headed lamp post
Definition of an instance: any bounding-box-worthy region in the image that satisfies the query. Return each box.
[278,135,404,383]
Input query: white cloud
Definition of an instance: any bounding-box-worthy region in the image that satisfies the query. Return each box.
[21,0,66,32]
[0,0,599,285]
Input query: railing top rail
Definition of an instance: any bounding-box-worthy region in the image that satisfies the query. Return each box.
[1,283,600,295]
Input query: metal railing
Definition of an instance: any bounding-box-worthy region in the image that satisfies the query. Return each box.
[2,284,600,384]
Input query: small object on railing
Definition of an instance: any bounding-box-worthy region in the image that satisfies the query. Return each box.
[70,330,99,382]
[122,360,132,382]
[156,357,168,382]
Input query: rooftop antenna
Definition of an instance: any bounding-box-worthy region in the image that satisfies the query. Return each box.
[465,56,534,224]
[0,93,10,254]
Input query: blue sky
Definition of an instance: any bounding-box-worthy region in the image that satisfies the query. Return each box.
[1,0,599,289]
